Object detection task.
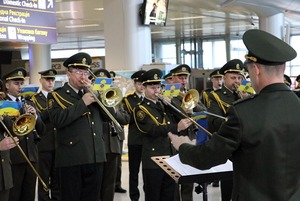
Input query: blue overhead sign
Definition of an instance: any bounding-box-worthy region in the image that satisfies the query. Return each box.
[0,0,56,44]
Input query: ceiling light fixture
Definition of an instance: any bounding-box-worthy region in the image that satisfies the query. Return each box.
[151,31,165,34]
[94,8,104,11]
[66,24,99,28]
[169,16,206,21]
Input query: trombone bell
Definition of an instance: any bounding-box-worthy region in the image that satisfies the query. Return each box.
[101,88,122,107]
[13,114,36,136]
[181,89,200,110]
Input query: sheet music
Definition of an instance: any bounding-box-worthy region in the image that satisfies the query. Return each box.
[164,154,233,176]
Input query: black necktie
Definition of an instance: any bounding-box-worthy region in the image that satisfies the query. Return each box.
[78,90,83,97]
[16,97,20,102]
[156,100,164,111]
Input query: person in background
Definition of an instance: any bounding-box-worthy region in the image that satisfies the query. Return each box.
[90,68,130,201]
[133,68,192,201]
[2,68,45,201]
[0,116,19,201]
[32,69,60,201]
[200,69,223,109]
[207,59,246,201]
[47,53,106,201]
[108,70,127,194]
[295,75,300,89]
[169,64,206,201]
[123,70,145,201]
[169,29,300,201]
[284,74,292,88]
[163,72,173,84]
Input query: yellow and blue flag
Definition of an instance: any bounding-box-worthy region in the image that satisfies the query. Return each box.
[93,78,113,91]
[238,80,255,94]
[163,83,180,97]
[0,100,23,117]
[21,85,39,97]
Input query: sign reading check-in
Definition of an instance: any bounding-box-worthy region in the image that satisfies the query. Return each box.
[0,0,56,44]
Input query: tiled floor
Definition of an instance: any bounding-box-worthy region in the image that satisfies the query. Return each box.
[115,159,222,201]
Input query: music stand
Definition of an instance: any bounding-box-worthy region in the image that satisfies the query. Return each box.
[152,155,233,201]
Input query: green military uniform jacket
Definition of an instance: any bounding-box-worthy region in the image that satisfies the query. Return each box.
[134,98,178,169]
[32,92,56,152]
[48,83,106,167]
[208,85,239,133]
[123,92,144,146]
[0,117,14,192]
[178,83,300,201]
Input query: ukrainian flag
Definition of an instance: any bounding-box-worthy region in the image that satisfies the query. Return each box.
[238,80,255,94]
[93,78,113,91]
[21,85,39,97]
[163,83,180,97]
[0,100,23,117]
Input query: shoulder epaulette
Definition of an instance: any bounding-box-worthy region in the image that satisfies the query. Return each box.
[210,91,230,114]
[125,91,135,97]
[50,91,74,109]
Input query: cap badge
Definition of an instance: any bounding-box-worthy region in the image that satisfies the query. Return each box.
[18,71,23,76]
[49,71,54,75]
[82,58,87,65]
[182,67,187,71]
[154,74,158,80]
[99,72,105,77]
[236,64,240,70]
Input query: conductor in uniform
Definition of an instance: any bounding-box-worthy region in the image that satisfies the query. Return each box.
[133,68,192,201]
[32,69,60,201]
[47,52,106,201]
[169,29,300,201]
[2,68,46,201]
[122,70,145,201]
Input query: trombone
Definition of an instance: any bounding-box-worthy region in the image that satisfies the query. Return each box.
[82,69,124,133]
[0,119,48,191]
[157,91,213,137]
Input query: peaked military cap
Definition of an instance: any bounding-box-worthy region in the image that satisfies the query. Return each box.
[140,68,163,85]
[38,69,57,78]
[93,69,111,78]
[2,67,27,81]
[63,52,92,69]
[170,64,191,76]
[296,74,300,82]
[243,29,297,65]
[131,70,146,82]
[209,69,223,78]
[163,72,173,80]
[219,59,245,75]
[284,74,292,87]
[109,71,116,78]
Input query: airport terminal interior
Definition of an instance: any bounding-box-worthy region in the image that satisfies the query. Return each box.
[2,0,300,201]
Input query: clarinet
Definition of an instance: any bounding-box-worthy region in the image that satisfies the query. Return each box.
[21,96,41,143]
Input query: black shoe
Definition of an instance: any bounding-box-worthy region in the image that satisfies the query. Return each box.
[115,186,127,193]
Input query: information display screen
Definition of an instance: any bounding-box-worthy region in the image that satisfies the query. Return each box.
[0,0,56,44]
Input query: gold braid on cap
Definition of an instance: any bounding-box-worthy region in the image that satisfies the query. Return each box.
[245,55,257,62]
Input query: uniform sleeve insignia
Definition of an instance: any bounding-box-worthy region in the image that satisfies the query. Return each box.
[137,110,145,121]
[48,99,54,109]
